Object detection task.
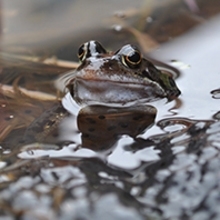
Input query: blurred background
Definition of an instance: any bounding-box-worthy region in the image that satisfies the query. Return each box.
[1,0,220,60]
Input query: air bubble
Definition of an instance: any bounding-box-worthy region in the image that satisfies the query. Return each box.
[146,17,153,23]
[112,24,122,32]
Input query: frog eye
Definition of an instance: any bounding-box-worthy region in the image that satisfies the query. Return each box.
[78,44,86,61]
[78,41,107,62]
[117,45,142,69]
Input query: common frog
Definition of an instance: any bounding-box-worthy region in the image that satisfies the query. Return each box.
[25,41,181,145]
[56,40,181,105]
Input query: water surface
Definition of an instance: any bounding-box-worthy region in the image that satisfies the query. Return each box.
[1,1,220,220]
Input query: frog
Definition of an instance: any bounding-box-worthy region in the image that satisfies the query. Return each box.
[56,40,181,106]
[24,41,181,147]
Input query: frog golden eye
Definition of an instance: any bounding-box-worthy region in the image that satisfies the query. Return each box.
[78,41,107,62]
[122,50,141,68]
[117,45,142,69]
[78,44,86,61]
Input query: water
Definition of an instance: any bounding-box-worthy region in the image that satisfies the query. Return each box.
[150,14,220,120]
[1,1,220,220]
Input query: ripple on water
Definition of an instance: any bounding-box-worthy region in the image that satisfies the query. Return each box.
[157,118,192,132]
[211,88,220,99]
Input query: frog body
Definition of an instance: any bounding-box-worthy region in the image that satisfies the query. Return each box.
[25,41,181,146]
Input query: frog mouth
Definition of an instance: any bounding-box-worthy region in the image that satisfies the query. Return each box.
[56,71,180,106]
[68,77,173,105]
[77,65,180,101]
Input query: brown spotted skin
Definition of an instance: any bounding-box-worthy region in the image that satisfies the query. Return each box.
[77,105,156,150]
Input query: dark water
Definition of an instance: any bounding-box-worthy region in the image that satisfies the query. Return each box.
[1,1,220,220]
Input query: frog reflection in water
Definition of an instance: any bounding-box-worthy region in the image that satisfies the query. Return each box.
[25,41,181,149]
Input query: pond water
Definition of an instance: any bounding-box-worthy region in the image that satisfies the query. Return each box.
[151,14,220,120]
[1,1,220,220]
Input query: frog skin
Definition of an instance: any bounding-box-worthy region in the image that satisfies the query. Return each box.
[56,40,181,105]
